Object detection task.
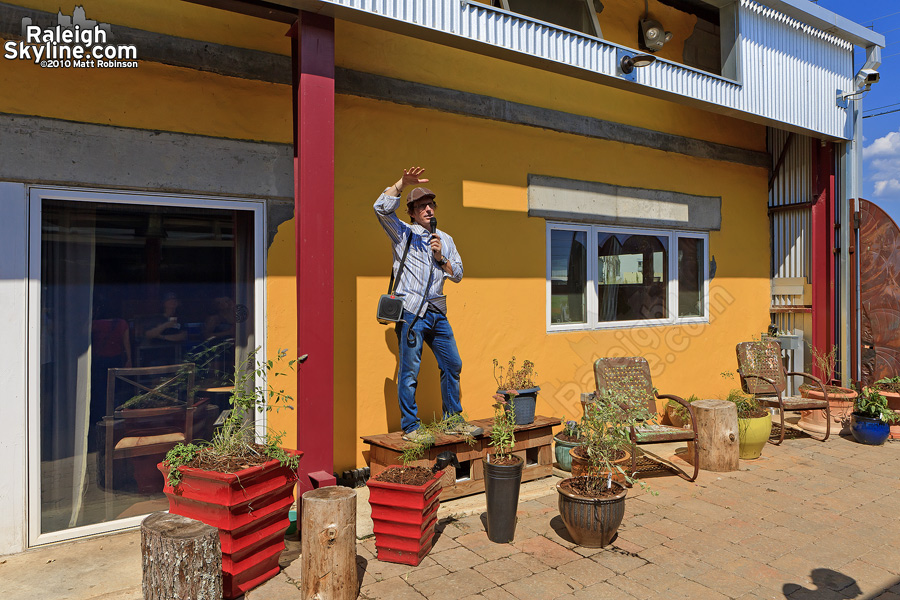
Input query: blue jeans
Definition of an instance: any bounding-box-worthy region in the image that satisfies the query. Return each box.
[396,309,463,433]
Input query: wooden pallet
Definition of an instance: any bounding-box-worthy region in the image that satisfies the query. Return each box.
[361,415,561,500]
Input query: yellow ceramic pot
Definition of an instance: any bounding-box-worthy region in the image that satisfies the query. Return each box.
[738,413,772,460]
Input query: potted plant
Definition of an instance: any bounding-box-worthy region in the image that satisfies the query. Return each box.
[493,356,539,425]
[557,389,652,548]
[868,376,900,439]
[158,348,304,600]
[553,418,581,472]
[665,395,699,428]
[724,388,772,459]
[850,386,900,446]
[366,416,471,566]
[483,394,524,543]
[798,344,857,435]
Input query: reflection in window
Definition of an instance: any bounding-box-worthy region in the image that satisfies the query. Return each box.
[598,233,668,322]
[678,237,704,317]
[39,200,255,535]
[550,229,587,324]
[546,224,708,330]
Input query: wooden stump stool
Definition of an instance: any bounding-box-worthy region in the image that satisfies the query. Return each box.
[141,511,222,600]
[685,399,739,472]
[301,486,357,600]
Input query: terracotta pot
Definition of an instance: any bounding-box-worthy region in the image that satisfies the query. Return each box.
[557,478,626,548]
[158,449,302,599]
[797,386,857,436]
[738,413,772,460]
[568,447,631,484]
[366,466,444,566]
[872,389,900,439]
[666,404,688,429]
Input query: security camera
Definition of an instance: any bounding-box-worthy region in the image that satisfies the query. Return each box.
[857,68,880,87]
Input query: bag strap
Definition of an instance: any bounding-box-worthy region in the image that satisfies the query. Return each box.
[387,231,414,294]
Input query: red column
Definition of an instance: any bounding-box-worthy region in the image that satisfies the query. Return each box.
[289,13,336,494]
[810,140,836,381]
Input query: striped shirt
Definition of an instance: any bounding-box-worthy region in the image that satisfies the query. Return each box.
[374,192,463,317]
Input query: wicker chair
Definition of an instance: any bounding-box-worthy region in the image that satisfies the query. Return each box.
[735,341,830,445]
[591,357,699,482]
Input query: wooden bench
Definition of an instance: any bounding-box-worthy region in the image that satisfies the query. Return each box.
[361,415,561,500]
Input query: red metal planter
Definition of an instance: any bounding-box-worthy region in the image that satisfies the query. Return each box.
[158,450,302,599]
[367,467,443,566]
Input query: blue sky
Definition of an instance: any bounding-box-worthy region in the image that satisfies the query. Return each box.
[812,1,900,221]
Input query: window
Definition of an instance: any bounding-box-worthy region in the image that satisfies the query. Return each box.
[547,223,708,331]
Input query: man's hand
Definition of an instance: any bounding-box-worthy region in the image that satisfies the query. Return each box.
[430,235,443,261]
[392,166,429,195]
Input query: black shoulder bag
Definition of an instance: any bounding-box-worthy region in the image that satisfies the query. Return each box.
[376,232,413,324]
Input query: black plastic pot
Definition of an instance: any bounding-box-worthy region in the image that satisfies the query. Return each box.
[483,455,524,543]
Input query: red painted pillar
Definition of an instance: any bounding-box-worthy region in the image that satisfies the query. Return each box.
[810,140,836,380]
[289,13,336,494]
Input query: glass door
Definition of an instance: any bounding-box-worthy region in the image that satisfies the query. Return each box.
[29,191,264,544]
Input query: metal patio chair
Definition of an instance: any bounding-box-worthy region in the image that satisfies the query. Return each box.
[735,340,830,445]
[592,357,699,482]
[99,363,197,519]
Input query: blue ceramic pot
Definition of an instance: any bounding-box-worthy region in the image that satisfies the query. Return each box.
[850,412,891,446]
[553,436,579,471]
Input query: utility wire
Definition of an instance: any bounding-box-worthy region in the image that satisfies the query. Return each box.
[863,107,900,119]
[862,10,900,27]
[864,101,900,114]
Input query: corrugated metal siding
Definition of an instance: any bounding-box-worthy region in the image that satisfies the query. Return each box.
[322,0,855,139]
[769,128,811,279]
[769,127,813,337]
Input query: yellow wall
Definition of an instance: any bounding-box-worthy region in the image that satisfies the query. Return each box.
[3,2,770,472]
[336,95,769,469]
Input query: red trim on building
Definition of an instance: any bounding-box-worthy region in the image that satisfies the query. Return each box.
[290,12,335,494]
[810,140,836,381]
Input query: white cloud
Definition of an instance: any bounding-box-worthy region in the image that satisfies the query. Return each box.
[863,131,900,160]
[874,179,900,197]
[864,128,900,200]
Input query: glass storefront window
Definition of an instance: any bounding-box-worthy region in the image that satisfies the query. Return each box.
[39,199,256,534]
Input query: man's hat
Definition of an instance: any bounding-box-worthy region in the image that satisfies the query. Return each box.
[406,187,436,206]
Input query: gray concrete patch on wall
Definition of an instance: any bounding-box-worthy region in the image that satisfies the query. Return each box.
[528,174,722,231]
[336,69,770,169]
[0,113,294,245]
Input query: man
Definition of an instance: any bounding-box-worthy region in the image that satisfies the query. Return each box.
[375,166,483,442]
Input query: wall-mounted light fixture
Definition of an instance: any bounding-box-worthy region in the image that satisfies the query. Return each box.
[617,48,656,81]
[639,18,672,52]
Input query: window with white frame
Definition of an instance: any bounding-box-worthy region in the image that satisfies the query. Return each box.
[547,223,708,330]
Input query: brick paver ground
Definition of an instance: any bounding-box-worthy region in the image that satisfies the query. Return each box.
[250,434,900,600]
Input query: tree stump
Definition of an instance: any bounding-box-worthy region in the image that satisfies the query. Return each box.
[685,399,739,472]
[301,486,357,600]
[141,511,222,600]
